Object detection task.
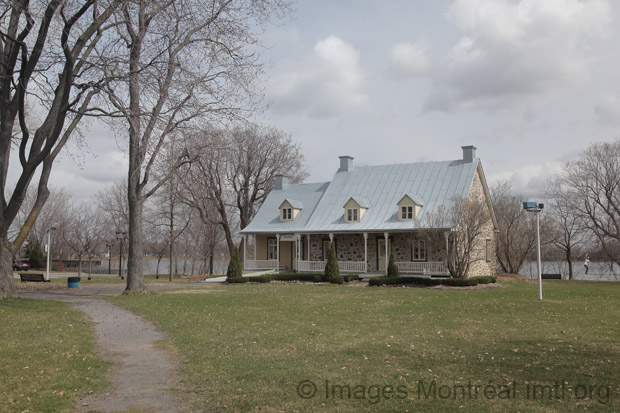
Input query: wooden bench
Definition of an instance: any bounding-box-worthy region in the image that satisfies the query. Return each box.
[19,273,49,283]
[542,273,562,280]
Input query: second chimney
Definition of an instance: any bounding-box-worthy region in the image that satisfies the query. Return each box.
[461,145,477,163]
[274,174,289,190]
[339,156,354,172]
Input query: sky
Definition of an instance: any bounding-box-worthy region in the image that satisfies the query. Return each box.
[25,0,620,201]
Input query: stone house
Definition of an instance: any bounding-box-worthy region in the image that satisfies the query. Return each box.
[240,146,498,278]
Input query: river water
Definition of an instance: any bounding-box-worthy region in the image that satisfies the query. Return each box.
[519,261,620,281]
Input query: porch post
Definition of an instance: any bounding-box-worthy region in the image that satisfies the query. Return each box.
[384,232,389,274]
[242,234,247,271]
[254,235,257,261]
[276,234,280,272]
[307,234,311,262]
[363,233,368,273]
[295,233,300,272]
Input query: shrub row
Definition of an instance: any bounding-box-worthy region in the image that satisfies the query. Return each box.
[227,272,359,284]
[369,275,495,287]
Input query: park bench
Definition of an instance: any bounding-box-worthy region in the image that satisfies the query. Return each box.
[541,273,562,280]
[19,273,49,283]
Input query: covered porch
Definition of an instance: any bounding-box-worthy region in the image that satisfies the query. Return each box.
[242,231,450,276]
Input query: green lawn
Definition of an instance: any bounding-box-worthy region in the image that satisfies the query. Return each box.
[108,280,620,412]
[0,299,109,412]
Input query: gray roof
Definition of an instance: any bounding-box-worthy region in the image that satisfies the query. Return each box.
[241,158,480,234]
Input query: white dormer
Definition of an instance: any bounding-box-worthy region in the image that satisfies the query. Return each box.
[279,199,303,222]
[397,194,423,221]
[343,197,368,223]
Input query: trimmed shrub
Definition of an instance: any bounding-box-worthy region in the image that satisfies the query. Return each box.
[226,246,242,279]
[227,277,247,283]
[273,273,323,282]
[470,276,497,284]
[325,275,344,284]
[387,252,399,277]
[323,241,340,282]
[343,274,360,282]
[443,278,479,287]
[248,274,273,283]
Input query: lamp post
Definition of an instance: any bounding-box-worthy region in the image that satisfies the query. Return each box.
[45,223,59,281]
[523,202,544,301]
[106,242,112,274]
[116,231,127,280]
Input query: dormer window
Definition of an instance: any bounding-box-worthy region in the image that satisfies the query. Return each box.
[279,199,303,222]
[347,208,358,222]
[397,194,423,221]
[343,197,368,223]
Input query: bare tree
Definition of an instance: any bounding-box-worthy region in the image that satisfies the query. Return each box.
[556,139,620,266]
[184,126,307,255]
[95,0,291,294]
[491,180,542,274]
[62,204,101,278]
[96,179,129,238]
[545,177,587,279]
[0,0,122,298]
[421,196,491,278]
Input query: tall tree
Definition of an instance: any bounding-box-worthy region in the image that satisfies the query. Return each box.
[555,139,620,266]
[184,126,307,255]
[96,0,291,294]
[0,0,121,298]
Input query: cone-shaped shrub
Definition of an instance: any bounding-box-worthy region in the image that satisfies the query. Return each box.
[387,251,399,277]
[323,241,340,282]
[227,245,243,279]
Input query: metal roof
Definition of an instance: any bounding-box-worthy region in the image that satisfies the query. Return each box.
[241,158,479,234]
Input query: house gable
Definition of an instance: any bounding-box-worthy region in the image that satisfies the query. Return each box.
[279,199,303,222]
[343,197,368,223]
[397,194,423,221]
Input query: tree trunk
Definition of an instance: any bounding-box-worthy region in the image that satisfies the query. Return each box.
[0,237,17,299]
[125,193,146,294]
[169,242,174,282]
[566,249,573,280]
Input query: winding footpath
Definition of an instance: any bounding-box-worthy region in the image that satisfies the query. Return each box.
[19,281,222,412]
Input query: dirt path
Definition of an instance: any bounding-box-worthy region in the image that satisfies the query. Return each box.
[19,285,207,412]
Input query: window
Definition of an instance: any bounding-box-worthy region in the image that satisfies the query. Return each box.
[411,238,426,261]
[268,238,277,260]
[322,240,336,260]
[486,239,492,262]
[401,205,413,220]
[346,208,358,222]
[281,208,292,221]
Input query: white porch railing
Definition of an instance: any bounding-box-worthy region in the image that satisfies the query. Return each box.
[298,260,367,273]
[396,261,449,275]
[244,260,279,271]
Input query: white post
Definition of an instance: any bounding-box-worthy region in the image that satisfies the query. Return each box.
[243,234,247,270]
[46,229,51,281]
[536,210,543,301]
[253,235,257,261]
[276,234,280,272]
[307,234,311,263]
[384,232,389,274]
[363,233,368,273]
[295,234,300,272]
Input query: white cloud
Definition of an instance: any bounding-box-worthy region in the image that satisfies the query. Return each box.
[389,40,431,76]
[267,36,369,118]
[424,0,612,112]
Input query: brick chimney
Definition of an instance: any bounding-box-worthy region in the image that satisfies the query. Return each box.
[338,156,354,172]
[462,145,477,163]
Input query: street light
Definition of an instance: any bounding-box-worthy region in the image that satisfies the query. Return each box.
[116,231,127,280]
[106,241,113,274]
[523,202,544,301]
[45,223,59,281]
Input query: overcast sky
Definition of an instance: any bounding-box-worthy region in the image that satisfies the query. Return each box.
[30,0,620,201]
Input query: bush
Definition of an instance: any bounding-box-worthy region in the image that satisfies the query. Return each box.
[323,241,339,282]
[387,252,399,277]
[470,276,497,284]
[248,274,273,283]
[273,273,322,282]
[226,246,242,279]
[343,274,360,282]
[443,278,479,287]
[324,275,344,284]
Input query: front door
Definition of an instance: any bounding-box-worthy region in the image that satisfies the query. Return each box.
[378,239,391,272]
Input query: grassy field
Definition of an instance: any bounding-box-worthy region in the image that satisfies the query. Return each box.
[0,298,109,412]
[108,280,620,412]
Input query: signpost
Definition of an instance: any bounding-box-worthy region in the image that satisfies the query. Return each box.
[523,202,544,301]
